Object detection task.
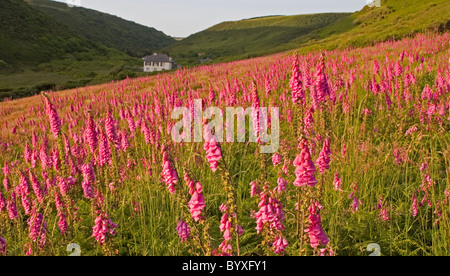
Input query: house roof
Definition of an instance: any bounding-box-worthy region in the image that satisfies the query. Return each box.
[143,53,171,63]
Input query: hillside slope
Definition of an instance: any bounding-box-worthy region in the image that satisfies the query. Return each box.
[0,0,104,68]
[27,0,176,57]
[165,0,450,66]
[299,0,450,52]
[0,0,175,100]
[164,13,351,66]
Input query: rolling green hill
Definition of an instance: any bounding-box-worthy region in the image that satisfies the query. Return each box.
[164,13,351,66]
[0,0,175,100]
[0,0,104,68]
[26,0,176,57]
[164,0,449,67]
[295,0,450,53]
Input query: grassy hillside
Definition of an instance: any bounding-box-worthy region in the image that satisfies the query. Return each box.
[0,0,175,100]
[26,0,176,57]
[0,0,104,68]
[165,0,450,67]
[298,0,450,53]
[164,13,351,66]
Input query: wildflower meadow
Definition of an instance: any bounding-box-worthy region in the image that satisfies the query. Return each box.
[0,31,449,256]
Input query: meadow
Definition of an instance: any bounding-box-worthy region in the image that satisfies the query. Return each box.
[0,31,449,256]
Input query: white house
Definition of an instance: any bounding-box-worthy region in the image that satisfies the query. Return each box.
[142,53,177,72]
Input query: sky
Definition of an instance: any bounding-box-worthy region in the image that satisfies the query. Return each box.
[58,0,369,38]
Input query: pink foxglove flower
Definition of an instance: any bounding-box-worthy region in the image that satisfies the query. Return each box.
[411,193,418,217]
[119,131,129,152]
[275,177,288,194]
[27,212,48,248]
[203,126,222,172]
[85,113,98,153]
[219,212,229,233]
[176,220,191,243]
[141,122,152,144]
[2,177,9,193]
[52,147,60,171]
[0,237,6,254]
[379,207,390,222]
[420,162,428,172]
[373,60,380,75]
[54,190,64,214]
[43,94,61,138]
[0,191,5,213]
[250,181,261,197]
[405,126,418,136]
[303,107,315,135]
[161,148,178,194]
[220,214,232,241]
[29,171,44,204]
[39,146,50,171]
[282,159,290,175]
[218,208,233,255]
[58,211,68,236]
[290,53,304,104]
[184,172,196,195]
[319,247,335,256]
[18,172,32,215]
[218,240,232,256]
[125,109,136,136]
[314,53,331,104]
[254,193,285,234]
[351,197,362,213]
[81,163,95,199]
[19,171,31,197]
[92,212,118,246]
[188,182,206,222]
[250,81,261,142]
[273,235,289,254]
[272,153,281,166]
[333,173,343,191]
[58,176,68,196]
[7,197,18,220]
[105,110,119,146]
[315,138,331,174]
[394,60,403,77]
[305,201,329,248]
[2,161,10,176]
[98,132,111,166]
[293,139,318,188]
[341,143,347,157]
[219,203,228,213]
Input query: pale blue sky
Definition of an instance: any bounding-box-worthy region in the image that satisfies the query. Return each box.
[56,0,368,38]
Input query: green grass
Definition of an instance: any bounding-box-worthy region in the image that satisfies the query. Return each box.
[0,46,144,100]
[297,0,450,52]
[26,0,176,57]
[164,13,351,66]
[0,0,98,67]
